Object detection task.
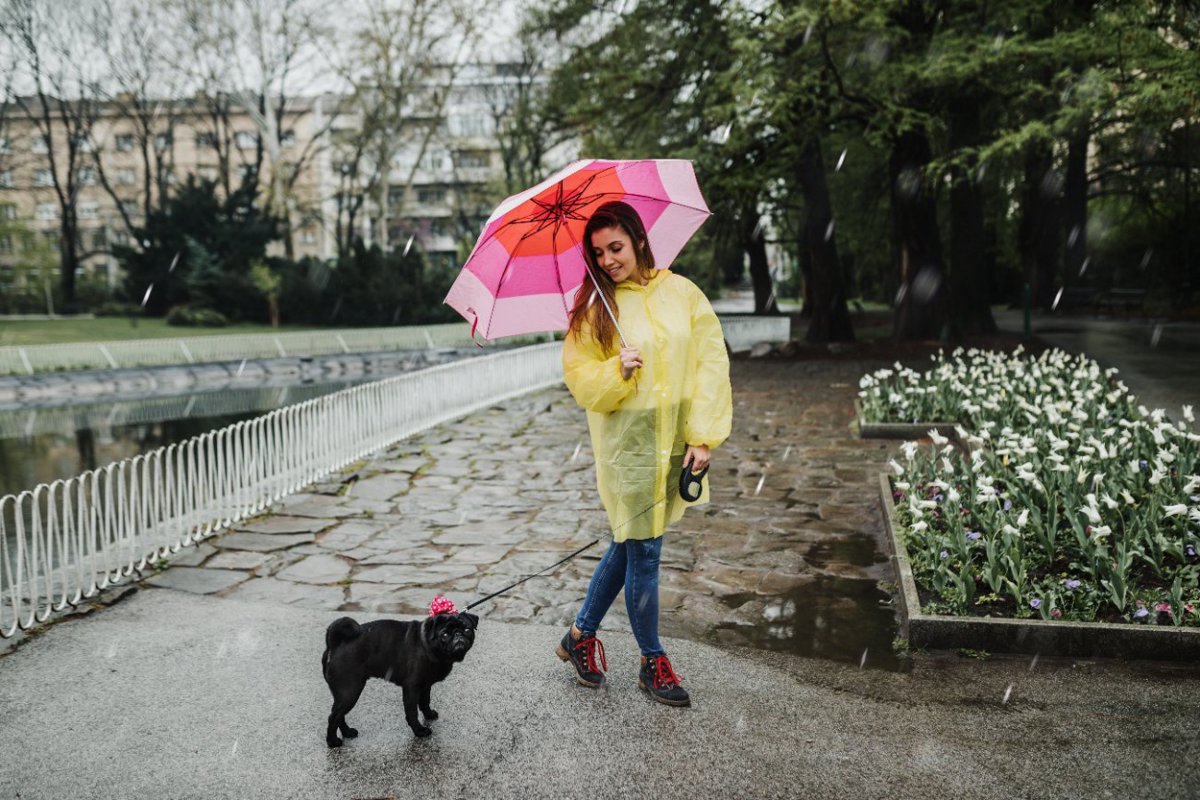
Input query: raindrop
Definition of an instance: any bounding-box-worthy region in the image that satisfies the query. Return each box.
[141,283,154,307]
[992,33,1005,50]
[895,283,908,306]
[715,123,732,145]
[975,162,987,183]
[1150,324,1163,348]
[782,444,792,461]
[1078,257,1090,277]
[751,217,765,241]
[1040,170,1064,198]
[859,648,868,668]
[1028,652,1040,673]
[235,359,247,377]
[403,235,415,257]
[142,238,151,248]
[571,442,582,461]
[1140,249,1153,269]
[824,220,835,242]
[384,667,394,682]
[1002,683,1014,704]
[803,23,813,45]
[910,266,942,303]
[754,474,766,495]
[106,643,117,659]
[896,168,922,199]
[168,251,181,273]
[836,149,847,172]
[231,739,238,756]
[1052,287,1064,311]
[1067,225,1080,249]
[637,593,651,612]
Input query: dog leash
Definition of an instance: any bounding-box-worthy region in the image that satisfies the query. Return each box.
[464,463,708,611]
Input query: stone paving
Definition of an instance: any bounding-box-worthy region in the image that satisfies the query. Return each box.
[153,355,906,665]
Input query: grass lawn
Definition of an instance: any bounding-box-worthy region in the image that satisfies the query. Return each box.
[0,317,326,347]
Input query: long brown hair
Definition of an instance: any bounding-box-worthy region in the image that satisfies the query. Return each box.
[567,201,655,354]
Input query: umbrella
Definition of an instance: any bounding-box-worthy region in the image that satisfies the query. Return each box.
[444,159,710,342]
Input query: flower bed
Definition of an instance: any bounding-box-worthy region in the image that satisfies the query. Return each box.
[862,347,1200,637]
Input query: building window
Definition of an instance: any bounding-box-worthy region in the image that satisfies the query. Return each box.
[91,229,107,249]
[453,150,489,169]
[116,168,136,185]
[0,170,12,188]
[154,132,173,150]
[417,187,446,205]
[0,234,10,255]
[195,132,217,149]
[449,115,490,138]
[115,134,135,152]
[235,130,258,149]
[0,138,10,154]
[0,203,15,220]
[301,228,317,244]
[72,134,94,153]
[238,164,257,182]
[34,169,54,187]
[78,201,99,220]
[42,230,60,246]
[280,129,296,147]
[36,202,57,221]
[197,165,218,182]
[120,200,138,216]
[77,167,97,185]
[32,134,50,154]
[419,151,447,172]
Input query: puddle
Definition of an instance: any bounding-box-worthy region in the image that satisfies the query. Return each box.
[713,576,906,672]
[806,533,888,569]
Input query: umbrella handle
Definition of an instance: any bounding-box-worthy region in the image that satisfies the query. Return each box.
[584,263,628,349]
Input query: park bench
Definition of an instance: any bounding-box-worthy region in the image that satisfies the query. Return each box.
[1056,287,1096,312]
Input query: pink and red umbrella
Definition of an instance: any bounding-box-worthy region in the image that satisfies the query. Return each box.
[444,159,710,341]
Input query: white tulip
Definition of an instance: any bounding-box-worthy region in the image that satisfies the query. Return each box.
[1163,504,1188,517]
[1017,509,1029,528]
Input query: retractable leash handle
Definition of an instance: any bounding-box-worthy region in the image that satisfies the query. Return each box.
[679,462,708,503]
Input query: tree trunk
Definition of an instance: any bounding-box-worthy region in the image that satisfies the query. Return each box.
[948,97,996,335]
[1018,147,1060,310]
[1063,124,1089,286]
[740,203,778,315]
[890,129,950,341]
[796,137,853,342]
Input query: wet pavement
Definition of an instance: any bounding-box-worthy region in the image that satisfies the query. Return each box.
[144,357,906,671]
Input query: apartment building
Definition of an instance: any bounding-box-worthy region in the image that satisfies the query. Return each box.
[0,63,572,298]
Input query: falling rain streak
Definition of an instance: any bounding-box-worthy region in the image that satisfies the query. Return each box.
[836,149,847,171]
[782,444,792,461]
[141,283,154,307]
[1151,323,1163,348]
[824,221,835,242]
[754,474,766,495]
[859,648,868,669]
[1002,684,1014,704]
[1052,287,1065,311]
[403,235,415,257]
[571,442,582,461]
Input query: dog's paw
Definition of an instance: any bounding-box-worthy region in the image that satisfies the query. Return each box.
[413,725,433,738]
[343,727,358,738]
[326,737,343,748]
[422,708,439,721]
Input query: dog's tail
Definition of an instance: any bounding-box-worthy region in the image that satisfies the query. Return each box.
[325,616,362,653]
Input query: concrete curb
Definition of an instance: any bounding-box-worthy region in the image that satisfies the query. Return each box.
[878,473,1200,660]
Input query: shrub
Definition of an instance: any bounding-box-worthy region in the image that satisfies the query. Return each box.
[165,305,229,327]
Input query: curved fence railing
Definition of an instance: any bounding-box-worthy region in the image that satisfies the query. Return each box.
[0,343,562,638]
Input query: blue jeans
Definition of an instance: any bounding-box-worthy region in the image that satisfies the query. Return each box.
[574,537,665,657]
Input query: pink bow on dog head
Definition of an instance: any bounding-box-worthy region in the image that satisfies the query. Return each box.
[429,596,457,616]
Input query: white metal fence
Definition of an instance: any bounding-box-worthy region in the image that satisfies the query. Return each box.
[0,343,563,638]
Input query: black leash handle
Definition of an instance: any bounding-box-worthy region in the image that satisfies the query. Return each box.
[678,462,708,502]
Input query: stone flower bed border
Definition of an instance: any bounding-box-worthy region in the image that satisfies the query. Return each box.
[878,473,1200,660]
[853,398,958,440]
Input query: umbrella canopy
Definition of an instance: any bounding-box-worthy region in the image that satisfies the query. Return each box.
[444,159,710,341]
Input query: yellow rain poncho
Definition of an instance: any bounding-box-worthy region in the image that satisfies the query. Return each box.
[562,269,732,542]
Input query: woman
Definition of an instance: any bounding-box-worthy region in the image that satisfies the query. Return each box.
[556,200,732,707]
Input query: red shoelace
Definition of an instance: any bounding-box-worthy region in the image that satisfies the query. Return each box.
[574,636,607,674]
[650,655,682,689]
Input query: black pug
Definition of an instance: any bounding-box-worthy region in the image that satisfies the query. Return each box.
[321,611,479,745]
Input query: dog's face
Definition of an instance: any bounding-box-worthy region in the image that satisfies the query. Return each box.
[425,612,478,663]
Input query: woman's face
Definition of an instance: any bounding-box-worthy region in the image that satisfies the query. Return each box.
[590,225,642,285]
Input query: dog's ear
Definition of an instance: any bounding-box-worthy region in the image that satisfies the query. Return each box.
[461,612,479,630]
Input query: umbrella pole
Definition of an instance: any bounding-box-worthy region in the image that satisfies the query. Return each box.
[584,263,628,349]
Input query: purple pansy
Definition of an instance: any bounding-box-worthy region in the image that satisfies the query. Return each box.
[939,550,949,559]
[1134,607,1150,619]
[1029,598,1041,610]
[966,531,982,541]
[1003,499,1012,511]
[1063,579,1082,590]
[1187,544,1197,558]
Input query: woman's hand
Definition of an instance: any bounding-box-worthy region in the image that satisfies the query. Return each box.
[684,444,711,473]
[619,346,643,380]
